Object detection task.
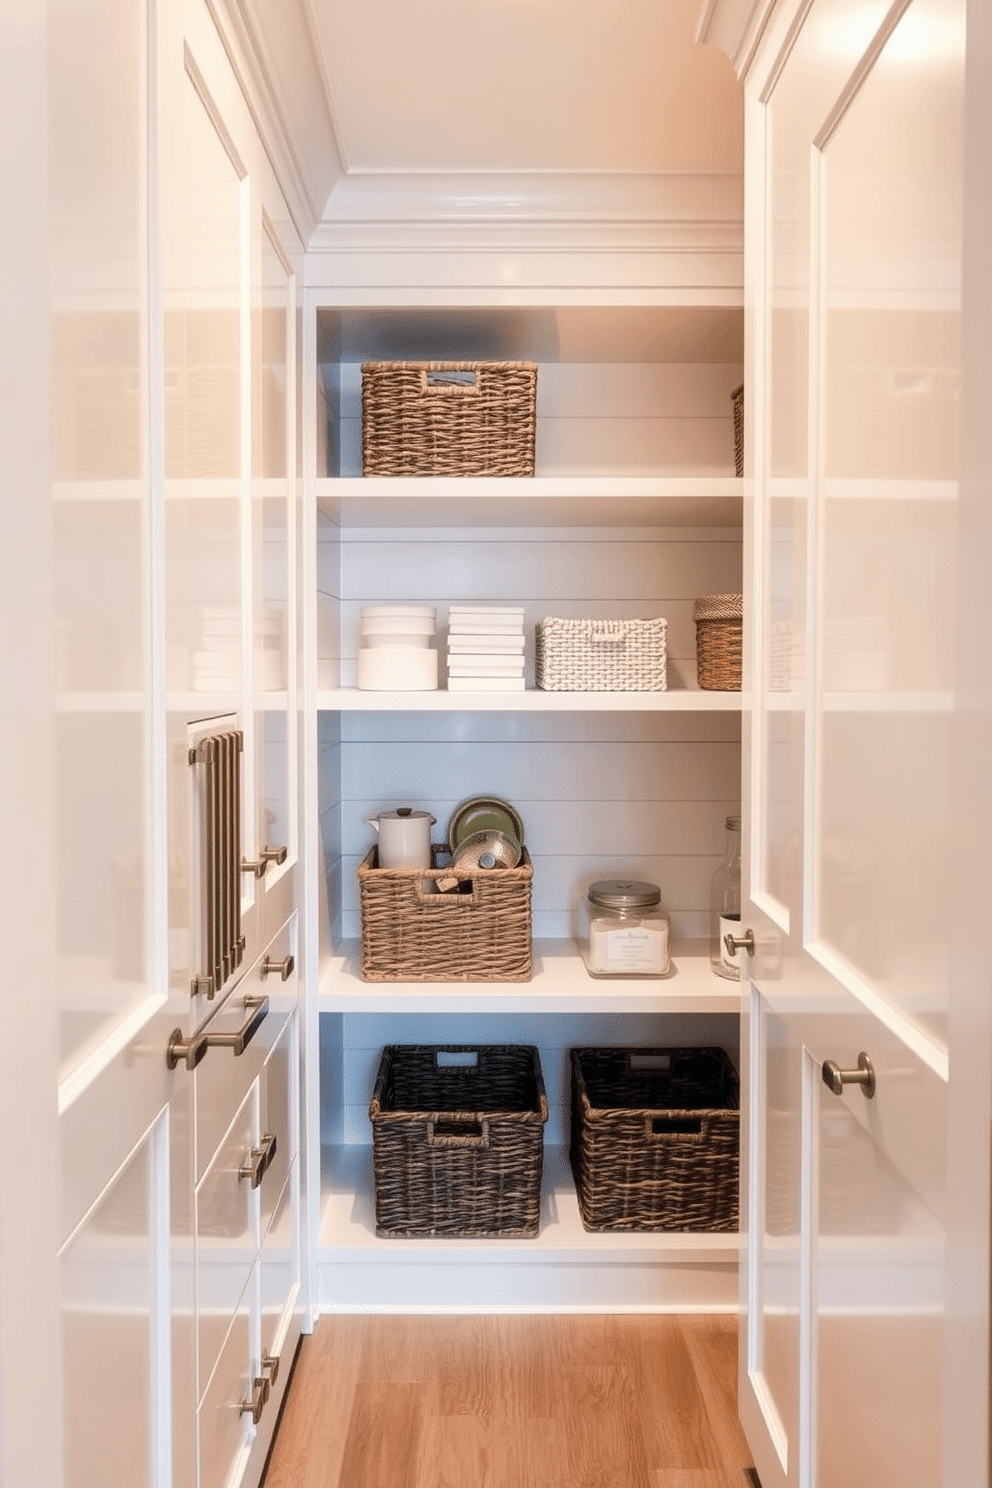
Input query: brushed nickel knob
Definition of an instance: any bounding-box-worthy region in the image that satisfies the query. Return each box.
[822,1052,875,1100]
[260,954,294,982]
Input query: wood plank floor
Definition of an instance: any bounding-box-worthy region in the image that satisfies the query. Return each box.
[261,1314,756,1488]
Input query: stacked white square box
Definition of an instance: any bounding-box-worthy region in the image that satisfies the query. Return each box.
[446,605,526,691]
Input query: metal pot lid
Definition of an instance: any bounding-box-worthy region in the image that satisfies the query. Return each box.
[449,829,522,871]
[588,879,661,909]
[447,796,525,854]
[369,806,435,821]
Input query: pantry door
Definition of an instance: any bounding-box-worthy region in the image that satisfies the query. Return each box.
[737,0,972,1484]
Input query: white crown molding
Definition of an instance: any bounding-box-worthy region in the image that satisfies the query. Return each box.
[307,170,743,265]
[204,0,347,244]
[319,170,742,224]
[695,0,780,77]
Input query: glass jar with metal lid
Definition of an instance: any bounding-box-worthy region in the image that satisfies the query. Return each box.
[579,878,671,978]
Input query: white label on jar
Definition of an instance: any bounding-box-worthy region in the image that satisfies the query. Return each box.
[719,914,741,971]
[588,919,668,974]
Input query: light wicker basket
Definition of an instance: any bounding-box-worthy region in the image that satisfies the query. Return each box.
[361,361,537,477]
[732,383,744,477]
[358,846,532,982]
[569,1047,739,1233]
[535,617,668,692]
[369,1044,548,1238]
[693,594,743,691]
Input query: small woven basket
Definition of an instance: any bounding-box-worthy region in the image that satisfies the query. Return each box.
[535,617,668,692]
[361,361,537,477]
[693,594,743,691]
[358,846,532,982]
[369,1044,549,1238]
[732,383,744,477]
[569,1047,740,1233]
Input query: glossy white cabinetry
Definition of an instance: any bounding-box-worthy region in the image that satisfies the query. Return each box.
[50,0,304,1484]
[193,927,301,1488]
[305,299,747,1311]
[697,0,992,1481]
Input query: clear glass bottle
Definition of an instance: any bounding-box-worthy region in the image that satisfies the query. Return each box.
[710,814,742,980]
[580,879,671,978]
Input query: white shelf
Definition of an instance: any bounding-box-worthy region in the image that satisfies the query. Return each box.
[319,1141,739,1267]
[316,686,743,713]
[315,475,742,530]
[318,939,740,1013]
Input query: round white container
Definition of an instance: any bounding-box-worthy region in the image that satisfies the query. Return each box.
[361,631,432,650]
[360,605,437,620]
[358,646,439,691]
[360,614,436,639]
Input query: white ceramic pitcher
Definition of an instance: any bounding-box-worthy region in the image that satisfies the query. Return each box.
[366,806,436,869]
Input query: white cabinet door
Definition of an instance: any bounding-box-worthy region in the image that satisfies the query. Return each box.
[739,1,971,1484]
[47,0,184,1484]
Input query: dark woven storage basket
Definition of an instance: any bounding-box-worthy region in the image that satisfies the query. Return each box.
[358,846,532,982]
[693,593,743,691]
[361,361,538,476]
[369,1044,549,1237]
[732,383,744,477]
[569,1047,739,1232]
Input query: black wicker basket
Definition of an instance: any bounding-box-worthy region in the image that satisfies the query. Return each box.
[569,1047,739,1233]
[369,1044,548,1238]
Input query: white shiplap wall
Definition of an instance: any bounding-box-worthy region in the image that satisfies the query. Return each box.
[314,352,743,1183]
[327,360,742,478]
[321,519,742,942]
[323,1010,741,1150]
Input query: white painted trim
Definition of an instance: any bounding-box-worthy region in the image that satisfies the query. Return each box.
[307,169,744,260]
[695,0,780,78]
[204,0,341,243]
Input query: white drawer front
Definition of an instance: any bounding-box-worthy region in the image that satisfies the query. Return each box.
[194,921,294,1180]
[197,1272,254,1488]
[195,1081,258,1399]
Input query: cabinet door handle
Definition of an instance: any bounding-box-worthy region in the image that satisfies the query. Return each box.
[261,1351,280,1387]
[261,844,288,867]
[239,1375,270,1425]
[239,1132,278,1189]
[241,856,268,879]
[724,928,755,957]
[261,954,294,982]
[166,995,269,1070]
[822,1052,876,1100]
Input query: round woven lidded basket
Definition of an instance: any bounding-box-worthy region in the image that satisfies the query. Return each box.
[693,593,743,691]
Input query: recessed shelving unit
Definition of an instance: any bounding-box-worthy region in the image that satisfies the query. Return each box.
[309,293,746,1314]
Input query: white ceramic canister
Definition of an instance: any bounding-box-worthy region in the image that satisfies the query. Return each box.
[358,606,438,691]
[366,806,436,869]
[357,647,438,690]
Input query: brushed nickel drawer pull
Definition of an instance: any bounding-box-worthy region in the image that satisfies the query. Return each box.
[239,1132,278,1189]
[203,994,269,1058]
[260,954,294,982]
[166,994,269,1071]
[239,1375,270,1424]
[261,844,288,866]
[261,1352,280,1386]
[241,856,268,879]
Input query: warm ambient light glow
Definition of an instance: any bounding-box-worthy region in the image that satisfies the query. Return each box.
[825,3,965,65]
